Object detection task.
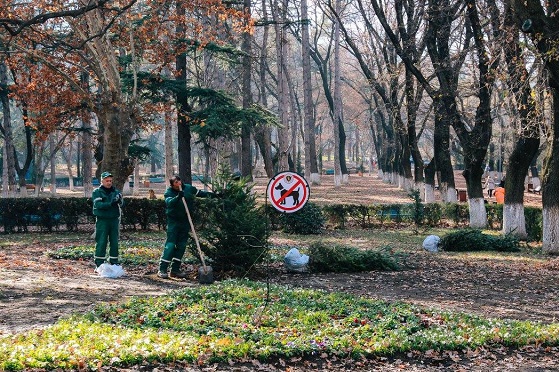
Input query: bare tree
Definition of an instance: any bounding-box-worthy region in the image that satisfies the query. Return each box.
[240,0,253,180]
[272,0,290,171]
[332,0,343,186]
[511,0,559,253]
[301,0,320,184]
[0,59,17,196]
[500,0,540,239]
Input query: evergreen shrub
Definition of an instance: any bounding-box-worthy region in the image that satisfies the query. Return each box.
[443,203,469,226]
[278,201,325,234]
[308,241,402,272]
[524,206,543,242]
[439,229,520,252]
[485,203,503,230]
[322,204,348,229]
[423,203,443,226]
[408,189,424,226]
[196,167,267,273]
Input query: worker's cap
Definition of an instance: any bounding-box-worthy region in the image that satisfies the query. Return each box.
[101,171,113,179]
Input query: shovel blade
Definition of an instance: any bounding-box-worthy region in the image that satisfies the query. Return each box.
[198,265,214,284]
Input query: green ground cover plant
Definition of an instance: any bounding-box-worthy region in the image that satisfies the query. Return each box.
[47,241,163,266]
[1,280,558,371]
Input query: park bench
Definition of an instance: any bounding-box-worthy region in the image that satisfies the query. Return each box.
[376,207,411,221]
[23,213,62,225]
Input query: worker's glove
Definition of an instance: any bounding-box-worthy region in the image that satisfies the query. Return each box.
[177,190,184,198]
[111,193,122,206]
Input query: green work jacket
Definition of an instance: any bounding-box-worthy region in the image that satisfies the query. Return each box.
[92,186,123,219]
[164,183,211,223]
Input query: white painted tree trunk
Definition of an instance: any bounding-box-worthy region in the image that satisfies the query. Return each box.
[309,173,321,185]
[63,144,75,191]
[424,183,435,203]
[542,206,559,254]
[442,185,458,203]
[403,177,414,192]
[123,179,131,195]
[468,197,487,229]
[334,174,343,187]
[502,203,527,239]
[416,181,426,201]
[382,172,389,183]
[398,174,404,189]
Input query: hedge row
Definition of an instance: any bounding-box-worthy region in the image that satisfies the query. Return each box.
[0,197,543,241]
[0,197,167,233]
[320,202,542,241]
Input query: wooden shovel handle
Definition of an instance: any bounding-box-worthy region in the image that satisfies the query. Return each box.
[180,185,208,272]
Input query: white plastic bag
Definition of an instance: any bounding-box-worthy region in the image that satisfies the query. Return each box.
[95,263,125,278]
[422,235,440,253]
[284,248,309,272]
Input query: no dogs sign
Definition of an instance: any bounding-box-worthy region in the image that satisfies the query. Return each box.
[267,171,310,213]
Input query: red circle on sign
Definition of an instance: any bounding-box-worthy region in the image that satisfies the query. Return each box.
[267,172,310,213]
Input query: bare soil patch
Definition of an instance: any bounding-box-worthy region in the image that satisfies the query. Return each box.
[1,175,555,371]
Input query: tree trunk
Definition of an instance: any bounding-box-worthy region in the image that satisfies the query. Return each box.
[240,0,253,180]
[424,158,436,203]
[0,59,17,196]
[34,143,46,197]
[82,111,93,197]
[433,99,456,202]
[272,0,290,172]
[132,159,140,196]
[95,101,135,190]
[63,144,75,192]
[254,0,274,178]
[2,146,8,197]
[542,87,559,254]
[511,0,559,253]
[49,134,57,195]
[164,110,174,180]
[332,0,343,187]
[501,0,540,239]
[175,1,192,184]
[301,0,319,184]
[177,101,192,184]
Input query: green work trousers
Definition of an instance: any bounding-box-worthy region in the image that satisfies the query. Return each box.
[94,217,120,267]
[159,222,189,273]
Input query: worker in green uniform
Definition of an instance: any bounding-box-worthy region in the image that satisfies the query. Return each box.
[158,175,213,279]
[92,171,124,269]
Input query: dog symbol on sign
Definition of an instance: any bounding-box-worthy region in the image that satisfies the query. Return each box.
[274,183,300,206]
